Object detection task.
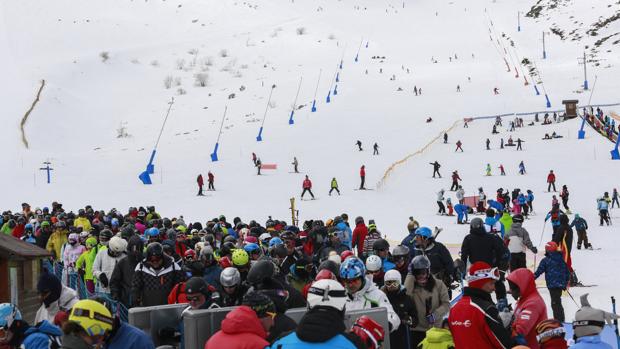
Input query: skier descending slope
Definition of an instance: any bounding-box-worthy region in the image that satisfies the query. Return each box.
[359,165,366,190]
[301,175,315,200]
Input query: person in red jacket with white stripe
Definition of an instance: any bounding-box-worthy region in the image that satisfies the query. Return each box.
[449,261,514,349]
[506,268,548,349]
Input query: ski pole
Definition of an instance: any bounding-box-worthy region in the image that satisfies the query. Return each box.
[534,220,547,269]
[612,296,620,348]
[566,289,579,307]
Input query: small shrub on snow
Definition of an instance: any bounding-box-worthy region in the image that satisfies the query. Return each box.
[194,73,209,87]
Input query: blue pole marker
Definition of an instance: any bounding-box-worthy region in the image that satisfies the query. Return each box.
[584,79,589,91]
[611,135,620,160]
[326,91,331,103]
[355,54,358,62]
[545,94,551,108]
[578,117,586,139]
[39,162,54,184]
[210,142,219,162]
[138,170,152,185]
[336,72,339,82]
[256,126,264,142]
[333,84,338,95]
[534,85,540,95]
[339,60,343,69]
[211,106,228,162]
[289,110,295,125]
[146,149,156,174]
[311,99,317,112]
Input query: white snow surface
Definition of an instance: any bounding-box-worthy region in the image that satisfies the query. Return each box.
[2,0,620,320]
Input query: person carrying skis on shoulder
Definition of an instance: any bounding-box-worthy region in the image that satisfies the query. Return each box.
[534,241,569,323]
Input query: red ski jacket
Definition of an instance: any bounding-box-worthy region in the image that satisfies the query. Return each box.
[197,175,204,186]
[360,167,366,177]
[351,223,368,256]
[204,306,269,349]
[449,287,514,349]
[302,179,312,189]
[547,173,556,183]
[208,172,214,182]
[506,268,548,349]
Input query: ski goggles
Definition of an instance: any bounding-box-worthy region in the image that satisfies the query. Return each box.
[466,267,500,283]
[384,280,400,288]
[536,327,565,343]
[0,326,9,341]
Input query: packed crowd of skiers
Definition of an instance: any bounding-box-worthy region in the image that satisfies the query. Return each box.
[584,107,619,141]
[1,201,619,349]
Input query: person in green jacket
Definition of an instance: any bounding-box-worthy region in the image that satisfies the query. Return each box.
[418,320,455,349]
[499,211,513,236]
[76,237,99,294]
[329,177,340,196]
[0,219,15,235]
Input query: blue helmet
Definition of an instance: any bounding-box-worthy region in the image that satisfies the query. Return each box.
[415,226,432,239]
[244,243,260,254]
[268,237,283,247]
[25,223,33,230]
[339,257,366,280]
[111,218,119,227]
[145,227,160,237]
[0,303,22,329]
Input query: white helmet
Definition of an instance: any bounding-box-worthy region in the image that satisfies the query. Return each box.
[259,233,271,243]
[307,279,347,311]
[220,267,241,287]
[328,251,342,265]
[365,255,382,273]
[384,270,402,284]
[108,236,127,253]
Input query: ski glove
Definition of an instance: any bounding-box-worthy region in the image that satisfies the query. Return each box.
[531,247,538,254]
[99,273,109,287]
[513,334,527,345]
[499,310,513,329]
[426,313,436,325]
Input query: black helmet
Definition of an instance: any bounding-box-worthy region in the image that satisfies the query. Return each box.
[392,245,410,257]
[372,238,390,251]
[185,277,209,296]
[120,226,135,240]
[220,241,235,257]
[269,244,287,259]
[162,218,172,229]
[223,235,237,244]
[99,229,113,240]
[247,260,275,285]
[318,259,340,277]
[470,218,484,229]
[146,242,164,260]
[512,214,524,223]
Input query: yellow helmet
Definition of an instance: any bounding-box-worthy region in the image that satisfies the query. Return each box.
[68,300,114,337]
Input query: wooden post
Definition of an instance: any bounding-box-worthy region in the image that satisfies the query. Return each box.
[0,258,9,302]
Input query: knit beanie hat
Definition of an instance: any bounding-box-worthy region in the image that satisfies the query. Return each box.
[242,291,276,318]
[466,262,499,289]
[573,293,619,338]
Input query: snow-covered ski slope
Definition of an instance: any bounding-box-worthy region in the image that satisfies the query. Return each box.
[2,0,620,317]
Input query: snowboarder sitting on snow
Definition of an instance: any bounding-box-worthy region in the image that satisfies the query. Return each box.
[534,241,569,323]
